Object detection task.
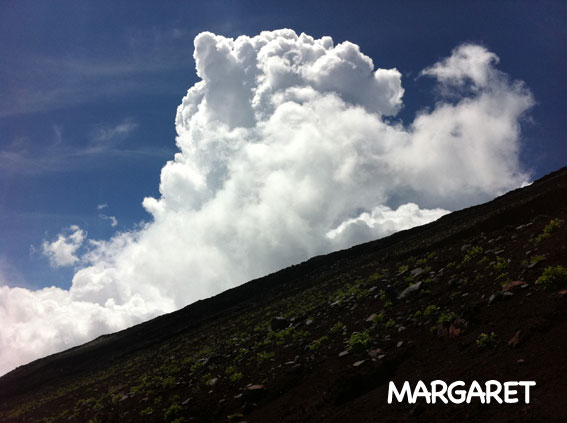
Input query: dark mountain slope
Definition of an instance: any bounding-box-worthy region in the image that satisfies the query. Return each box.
[1,167,566,423]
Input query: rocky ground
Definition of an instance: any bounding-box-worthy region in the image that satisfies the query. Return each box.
[1,168,566,423]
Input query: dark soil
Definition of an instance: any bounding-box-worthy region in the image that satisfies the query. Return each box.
[1,167,567,423]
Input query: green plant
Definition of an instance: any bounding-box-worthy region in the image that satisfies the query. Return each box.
[330,322,345,334]
[423,305,438,318]
[476,332,498,348]
[309,336,328,351]
[164,403,183,423]
[348,331,371,353]
[462,246,483,264]
[256,351,275,363]
[385,318,396,328]
[140,407,153,416]
[536,266,567,290]
[437,312,457,325]
[229,372,243,382]
[536,218,564,242]
[161,375,176,389]
[494,256,509,271]
[227,413,244,422]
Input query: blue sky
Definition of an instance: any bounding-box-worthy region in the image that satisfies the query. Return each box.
[1,1,565,288]
[0,1,566,373]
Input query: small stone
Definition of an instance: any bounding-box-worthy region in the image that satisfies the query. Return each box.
[410,267,425,278]
[207,377,218,386]
[488,293,501,304]
[366,313,378,322]
[508,330,522,348]
[397,340,404,348]
[368,348,383,358]
[378,354,386,360]
[305,319,314,326]
[353,360,366,367]
[503,291,514,297]
[502,281,526,292]
[398,281,423,300]
[338,350,350,357]
[181,398,192,405]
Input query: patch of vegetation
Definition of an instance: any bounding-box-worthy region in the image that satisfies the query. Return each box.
[437,312,457,325]
[309,336,328,351]
[257,351,275,363]
[385,318,396,328]
[161,375,176,389]
[536,218,564,242]
[462,246,483,264]
[330,322,345,334]
[264,326,295,345]
[536,266,567,290]
[494,256,509,271]
[292,329,310,341]
[348,331,371,353]
[229,372,243,382]
[423,305,438,318]
[476,332,498,348]
[164,402,184,423]
[140,407,153,416]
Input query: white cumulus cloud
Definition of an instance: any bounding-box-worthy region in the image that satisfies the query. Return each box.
[0,30,534,376]
[41,225,86,268]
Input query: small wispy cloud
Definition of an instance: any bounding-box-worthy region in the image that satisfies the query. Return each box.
[91,119,139,144]
[0,27,194,118]
[99,214,118,227]
[97,203,108,211]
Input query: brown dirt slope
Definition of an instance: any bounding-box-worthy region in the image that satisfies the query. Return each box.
[1,167,567,423]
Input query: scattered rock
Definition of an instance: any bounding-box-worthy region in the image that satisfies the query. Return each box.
[502,281,526,292]
[367,348,383,358]
[245,384,266,401]
[207,377,218,386]
[461,244,472,252]
[270,316,290,331]
[353,360,366,367]
[398,281,423,300]
[397,341,404,348]
[338,350,350,357]
[366,313,378,322]
[410,267,425,278]
[508,330,523,348]
[305,319,314,326]
[488,293,502,305]
[181,397,192,405]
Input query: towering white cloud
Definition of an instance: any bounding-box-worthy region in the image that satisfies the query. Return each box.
[0,30,533,375]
